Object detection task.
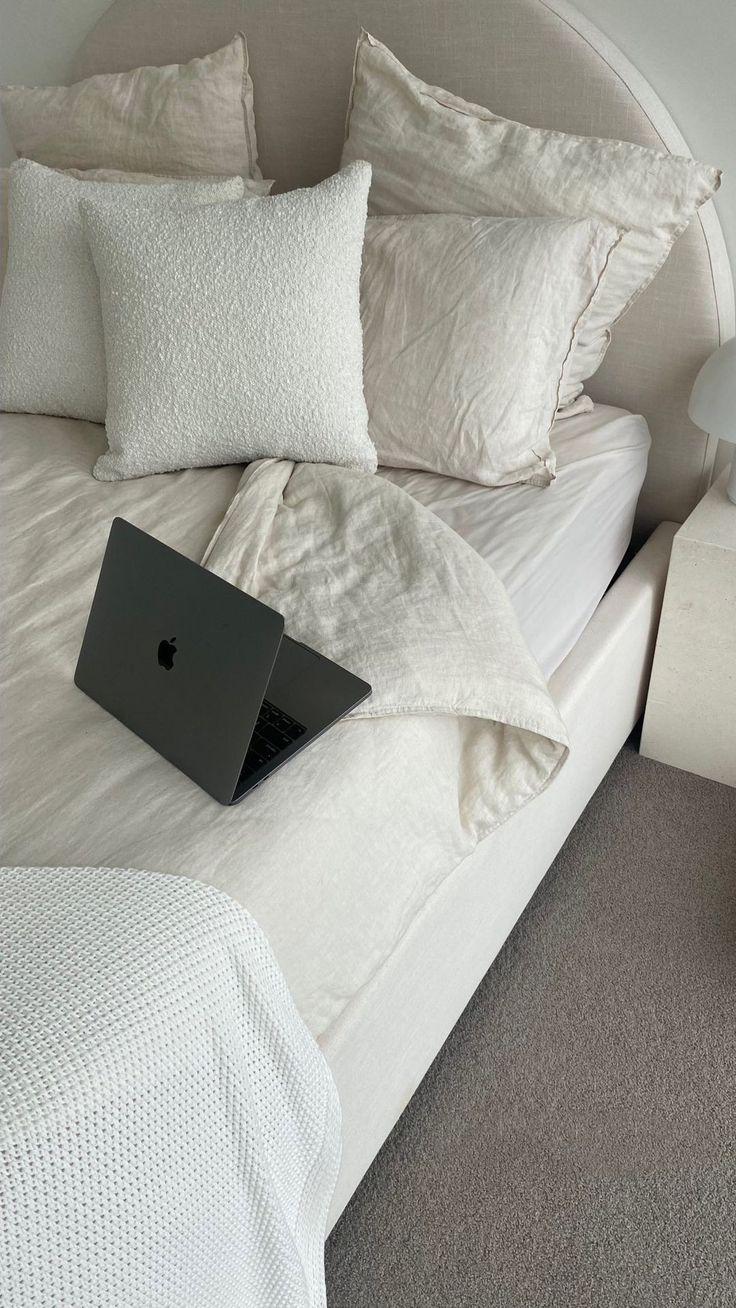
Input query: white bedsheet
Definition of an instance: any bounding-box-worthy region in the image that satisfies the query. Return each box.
[0,406,641,1040]
[381,404,650,675]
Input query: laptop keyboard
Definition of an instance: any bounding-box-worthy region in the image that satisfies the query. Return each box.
[240,699,307,778]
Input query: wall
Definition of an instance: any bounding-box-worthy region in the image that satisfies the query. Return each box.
[0,0,734,271]
[573,0,735,271]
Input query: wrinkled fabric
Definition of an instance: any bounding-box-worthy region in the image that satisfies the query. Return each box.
[381,402,651,677]
[343,30,720,407]
[361,213,619,485]
[0,34,260,179]
[204,457,568,790]
[1,413,564,1036]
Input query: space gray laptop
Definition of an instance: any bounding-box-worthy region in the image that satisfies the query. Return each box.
[74,517,371,805]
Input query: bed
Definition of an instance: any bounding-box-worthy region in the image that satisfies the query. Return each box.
[1,0,733,1240]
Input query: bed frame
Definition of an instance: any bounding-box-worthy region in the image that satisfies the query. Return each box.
[72,0,733,1227]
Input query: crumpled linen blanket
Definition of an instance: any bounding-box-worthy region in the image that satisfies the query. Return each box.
[203,459,569,835]
[0,865,340,1308]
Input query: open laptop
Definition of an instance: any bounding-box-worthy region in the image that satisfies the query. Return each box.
[74,517,372,805]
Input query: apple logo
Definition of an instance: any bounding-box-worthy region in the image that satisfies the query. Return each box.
[157,636,177,671]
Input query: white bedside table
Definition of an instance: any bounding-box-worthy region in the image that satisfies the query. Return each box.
[641,468,736,787]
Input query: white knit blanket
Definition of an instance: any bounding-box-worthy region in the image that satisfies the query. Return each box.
[0,866,340,1308]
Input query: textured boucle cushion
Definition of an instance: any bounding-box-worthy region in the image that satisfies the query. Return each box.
[0,35,260,180]
[342,30,721,408]
[82,161,376,481]
[0,160,246,423]
[0,166,8,290]
[361,214,621,487]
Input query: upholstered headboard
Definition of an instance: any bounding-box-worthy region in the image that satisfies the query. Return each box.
[72,0,734,534]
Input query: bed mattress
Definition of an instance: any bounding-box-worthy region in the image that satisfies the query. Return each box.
[1,402,648,1041]
[380,404,651,676]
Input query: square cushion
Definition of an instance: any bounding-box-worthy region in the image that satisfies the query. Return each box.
[81,162,376,480]
[0,160,246,423]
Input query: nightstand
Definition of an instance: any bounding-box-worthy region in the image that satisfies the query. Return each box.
[640,468,736,787]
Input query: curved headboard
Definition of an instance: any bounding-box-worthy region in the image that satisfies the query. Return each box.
[72,0,734,534]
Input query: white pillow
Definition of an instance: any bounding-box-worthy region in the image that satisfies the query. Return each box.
[0,160,247,423]
[81,162,377,481]
[342,30,721,408]
[0,34,260,180]
[0,161,269,304]
[361,214,621,486]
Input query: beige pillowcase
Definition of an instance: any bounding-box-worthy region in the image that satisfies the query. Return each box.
[343,30,721,407]
[0,34,259,179]
[361,214,621,487]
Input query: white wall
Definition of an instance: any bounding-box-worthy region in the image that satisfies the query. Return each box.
[573,0,735,271]
[0,0,734,270]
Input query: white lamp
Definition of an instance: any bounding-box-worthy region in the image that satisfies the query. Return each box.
[688,336,736,505]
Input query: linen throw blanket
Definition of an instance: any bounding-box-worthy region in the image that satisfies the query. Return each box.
[0,866,340,1308]
[203,459,569,836]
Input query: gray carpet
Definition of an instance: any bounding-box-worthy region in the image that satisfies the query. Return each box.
[325,743,736,1307]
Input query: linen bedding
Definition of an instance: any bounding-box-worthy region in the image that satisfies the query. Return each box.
[384,403,651,676]
[1,413,566,1039]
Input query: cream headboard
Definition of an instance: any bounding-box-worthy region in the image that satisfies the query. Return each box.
[72,0,735,534]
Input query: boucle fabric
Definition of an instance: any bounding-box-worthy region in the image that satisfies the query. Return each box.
[0,34,260,179]
[0,159,245,423]
[0,166,8,289]
[0,865,340,1308]
[342,30,721,408]
[0,164,266,294]
[83,161,377,481]
[361,213,620,487]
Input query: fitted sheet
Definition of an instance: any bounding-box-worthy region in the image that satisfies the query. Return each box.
[1,404,645,1038]
[381,404,651,676]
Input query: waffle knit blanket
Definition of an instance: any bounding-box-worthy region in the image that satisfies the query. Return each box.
[0,865,340,1308]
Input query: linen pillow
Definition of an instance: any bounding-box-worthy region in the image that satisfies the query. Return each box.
[81,162,376,481]
[342,30,721,407]
[361,214,621,486]
[0,160,245,423]
[0,34,259,179]
[63,167,272,193]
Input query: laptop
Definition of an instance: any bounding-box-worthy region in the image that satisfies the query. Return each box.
[74,517,372,805]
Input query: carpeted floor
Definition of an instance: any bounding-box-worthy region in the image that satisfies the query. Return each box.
[325,743,736,1307]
